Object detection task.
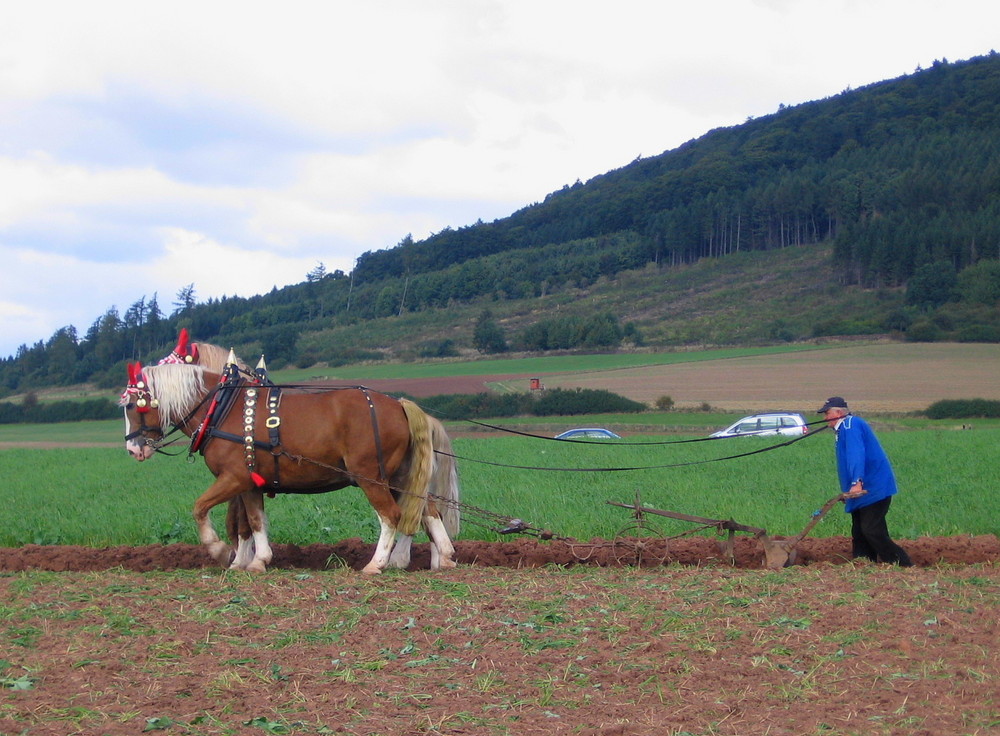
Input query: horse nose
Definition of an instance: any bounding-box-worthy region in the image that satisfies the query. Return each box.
[126,442,148,461]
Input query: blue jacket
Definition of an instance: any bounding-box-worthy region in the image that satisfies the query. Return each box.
[834,415,898,512]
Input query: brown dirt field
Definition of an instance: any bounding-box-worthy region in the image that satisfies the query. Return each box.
[2,537,998,735]
[2,535,999,574]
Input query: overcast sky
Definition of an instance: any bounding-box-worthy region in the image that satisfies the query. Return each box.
[1,0,996,358]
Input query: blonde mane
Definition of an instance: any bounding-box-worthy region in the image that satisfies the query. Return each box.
[194,342,247,371]
[141,363,210,426]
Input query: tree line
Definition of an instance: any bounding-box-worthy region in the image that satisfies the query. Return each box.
[2,54,999,396]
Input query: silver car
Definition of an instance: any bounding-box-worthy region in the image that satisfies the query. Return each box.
[710,412,809,438]
[554,428,622,440]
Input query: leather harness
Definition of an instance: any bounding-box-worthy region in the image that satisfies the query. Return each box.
[191,372,389,497]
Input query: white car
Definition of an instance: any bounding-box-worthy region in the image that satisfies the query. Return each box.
[710,412,809,438]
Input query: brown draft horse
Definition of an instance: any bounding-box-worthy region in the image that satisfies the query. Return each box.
[121,361,456,574]
[157,332,460,571]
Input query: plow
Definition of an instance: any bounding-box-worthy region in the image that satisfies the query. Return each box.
[607,493,843,569]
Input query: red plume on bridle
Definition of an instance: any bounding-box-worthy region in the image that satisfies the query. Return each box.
[176,328,199,363]
[125,361,155,413]
[159,328,199,365]
[127,361,141,386]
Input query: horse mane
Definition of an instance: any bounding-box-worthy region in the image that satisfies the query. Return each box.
[142,364,210,426]
[194,342,247,371]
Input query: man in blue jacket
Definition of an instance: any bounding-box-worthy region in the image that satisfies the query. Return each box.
[819,396,913,566]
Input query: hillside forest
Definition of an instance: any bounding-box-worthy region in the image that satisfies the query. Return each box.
[2,53,999,396]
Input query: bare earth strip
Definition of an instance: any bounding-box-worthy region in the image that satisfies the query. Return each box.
[535,342,1000,413]
[347,342,1000,414]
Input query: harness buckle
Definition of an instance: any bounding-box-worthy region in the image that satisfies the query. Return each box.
[265,416,281,429]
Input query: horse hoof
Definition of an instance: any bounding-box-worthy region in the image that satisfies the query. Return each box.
[361,565,383,575]
[246,560,267,574]
[208,542,231,566]
[439,558,458,570]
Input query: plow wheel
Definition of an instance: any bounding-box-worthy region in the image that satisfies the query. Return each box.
[611,521,671,566]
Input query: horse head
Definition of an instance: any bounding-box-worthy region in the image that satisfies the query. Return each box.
[122,362,162,461]
[122,362,214,461]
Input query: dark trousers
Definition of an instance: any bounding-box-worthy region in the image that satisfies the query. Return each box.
[851,497,913,566]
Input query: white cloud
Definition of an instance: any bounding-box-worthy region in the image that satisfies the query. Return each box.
[152,228,323,297]
[1,0,998,357]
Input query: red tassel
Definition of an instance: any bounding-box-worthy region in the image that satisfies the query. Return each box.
[251,472,267,487]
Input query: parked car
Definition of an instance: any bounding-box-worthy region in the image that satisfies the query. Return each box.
[710,412,809,438]
[554,428,622,440]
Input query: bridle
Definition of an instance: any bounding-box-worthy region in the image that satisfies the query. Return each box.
[122,363,165,448]
[124,409,165,448]
[122,361,240,456]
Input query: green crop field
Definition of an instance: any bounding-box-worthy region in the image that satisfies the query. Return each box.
[2,341,998,549]
[2,426,997,548]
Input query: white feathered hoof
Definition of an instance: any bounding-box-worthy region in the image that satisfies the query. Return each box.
[208,542,232,567]
[245,559,267,574]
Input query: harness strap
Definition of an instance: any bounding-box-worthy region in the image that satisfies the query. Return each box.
[265,387,283,495]
[190,372,240,454]
[241,388,263,484]
[205,429,275,451]
[362,388,389,487]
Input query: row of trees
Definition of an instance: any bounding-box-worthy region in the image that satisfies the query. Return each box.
[418,387,646,421]
[352,55,1000,287]
[2,55,999,395]
[0,395,119,424]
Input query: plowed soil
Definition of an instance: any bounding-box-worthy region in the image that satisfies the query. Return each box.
[2,533,999,573]
[2,536,998,736]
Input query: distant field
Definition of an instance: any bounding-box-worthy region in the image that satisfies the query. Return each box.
[291,341,1000,415]
[491,342,1000,413]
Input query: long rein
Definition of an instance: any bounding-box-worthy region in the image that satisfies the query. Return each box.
[141,372,830,539]
[150,370,831,471]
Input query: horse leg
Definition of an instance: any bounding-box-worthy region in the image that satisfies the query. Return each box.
[231,491,272,573]
[388,532,413,569]
[423,512,457,571]
[192,476,247,567]
[227,495,254,569]
[363,514,399,575]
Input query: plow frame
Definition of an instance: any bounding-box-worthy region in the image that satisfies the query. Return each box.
[607,493,843,569]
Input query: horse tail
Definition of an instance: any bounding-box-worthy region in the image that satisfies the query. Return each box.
[398,399,432,536]
[428,416,460,537]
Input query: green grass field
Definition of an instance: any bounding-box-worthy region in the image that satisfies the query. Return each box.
[2,342,998,548]
[2,425,997,548]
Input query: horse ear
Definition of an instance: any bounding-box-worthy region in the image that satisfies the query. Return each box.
[175,328,197,363]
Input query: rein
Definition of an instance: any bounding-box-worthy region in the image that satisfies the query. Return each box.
[437,425,827,473]
[444,415,829,446]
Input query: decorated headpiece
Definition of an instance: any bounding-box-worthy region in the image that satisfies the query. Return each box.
[159,328,200,365]
[123,362,158,413]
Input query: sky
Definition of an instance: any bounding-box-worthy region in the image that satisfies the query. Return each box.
[1,0,997,359]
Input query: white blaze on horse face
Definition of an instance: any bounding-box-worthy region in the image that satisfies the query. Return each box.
[124,410,155,461]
